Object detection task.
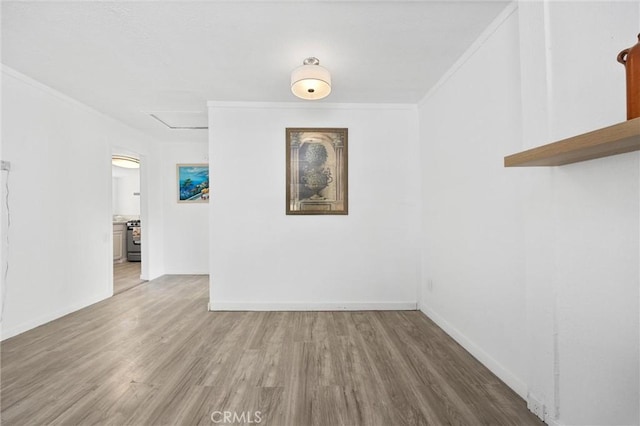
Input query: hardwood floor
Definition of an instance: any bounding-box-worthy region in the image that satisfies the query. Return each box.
[1,275,541,425]
[114,261,145,294]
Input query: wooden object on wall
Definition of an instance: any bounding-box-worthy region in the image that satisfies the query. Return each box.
[504,117,640,167]
[617,34,640,120]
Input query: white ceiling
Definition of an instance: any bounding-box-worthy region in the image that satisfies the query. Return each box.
[1,1,510,143]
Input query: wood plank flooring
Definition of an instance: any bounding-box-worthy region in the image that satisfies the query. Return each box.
[113,261,145,295]
[1,275,541,425]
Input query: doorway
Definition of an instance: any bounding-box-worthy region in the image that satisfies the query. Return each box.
[111,152,145,294]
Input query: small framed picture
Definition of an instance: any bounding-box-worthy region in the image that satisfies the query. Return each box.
[286,128,348,215]
[177,164,209,203]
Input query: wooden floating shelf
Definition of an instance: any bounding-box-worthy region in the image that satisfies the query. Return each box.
[504,117,640,167]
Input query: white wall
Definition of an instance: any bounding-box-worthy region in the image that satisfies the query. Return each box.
[1,67,165,340]
[208,103,420,310]
[527,2,640,425]
[419,2,639,425]
[0,85,6,335]
[162,142,209,274]
[418,5,528,396]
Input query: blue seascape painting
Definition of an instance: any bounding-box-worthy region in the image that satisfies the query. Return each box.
[178,164,209,202]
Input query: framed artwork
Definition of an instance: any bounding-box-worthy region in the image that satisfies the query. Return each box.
[177,164,209,203]
[286,128,348,215]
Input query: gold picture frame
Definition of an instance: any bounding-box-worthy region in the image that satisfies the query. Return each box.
[286,128,348,215]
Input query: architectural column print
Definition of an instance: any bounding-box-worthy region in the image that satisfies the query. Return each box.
[332,136,344,202]
[289,135,301,210]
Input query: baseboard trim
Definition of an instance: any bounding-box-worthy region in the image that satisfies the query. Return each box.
[419,301,528,400]
[545,417,562,426]
[1,291,111,341]
[209,301,417,311]
[163,270,209,276]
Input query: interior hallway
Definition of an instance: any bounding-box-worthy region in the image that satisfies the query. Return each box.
[114,261,145,295]
[0,274,541,425]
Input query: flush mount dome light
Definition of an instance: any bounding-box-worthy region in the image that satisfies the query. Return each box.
[112,155,140,169]
[291,57,331,100]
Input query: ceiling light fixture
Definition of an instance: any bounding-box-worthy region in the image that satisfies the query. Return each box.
[112,155,140,169]
[291,57,331,100]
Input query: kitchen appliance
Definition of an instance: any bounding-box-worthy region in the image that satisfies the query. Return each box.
[126,220,141,262]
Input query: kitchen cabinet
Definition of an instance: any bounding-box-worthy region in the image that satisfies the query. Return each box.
[113,223,126,262]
